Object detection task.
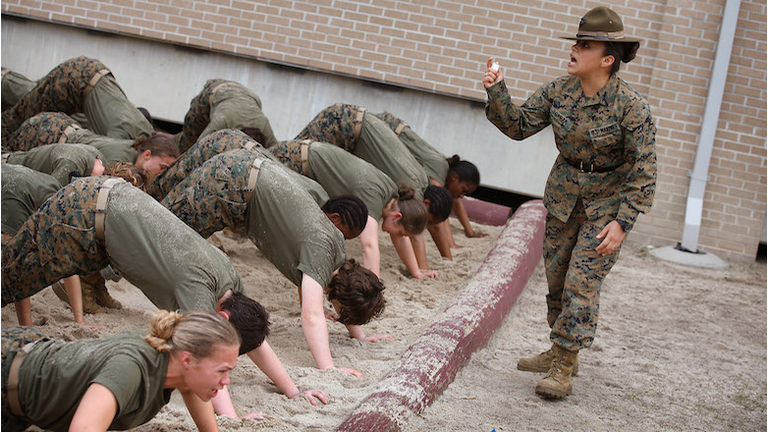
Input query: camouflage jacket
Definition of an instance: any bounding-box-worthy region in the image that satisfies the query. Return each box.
[485,74,656,228]
[294,103,366,151]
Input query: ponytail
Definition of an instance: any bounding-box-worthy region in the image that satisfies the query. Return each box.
[104,162,154,192]
[133,132,180,159]
[145,310,240,357]
[394,185,427,234]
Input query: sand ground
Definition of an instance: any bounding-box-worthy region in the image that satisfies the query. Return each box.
[3,217,765,431]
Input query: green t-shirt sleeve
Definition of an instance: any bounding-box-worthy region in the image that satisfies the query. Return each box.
[296,241,336,288]
[175,283,218,312]
[90,355,145,418]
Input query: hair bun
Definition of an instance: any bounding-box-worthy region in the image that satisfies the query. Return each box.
[397,184,415,201]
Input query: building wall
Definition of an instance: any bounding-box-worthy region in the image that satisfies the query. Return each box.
[1,0,765,261]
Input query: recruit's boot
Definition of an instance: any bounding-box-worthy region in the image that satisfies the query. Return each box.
[535,344,578,399]
[518,345,579,375]
[51,279,107,314]
[83,273,122,309]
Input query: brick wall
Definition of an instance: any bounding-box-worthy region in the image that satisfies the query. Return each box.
[2,0,766,260]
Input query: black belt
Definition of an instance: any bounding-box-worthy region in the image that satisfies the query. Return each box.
[563,157,623,173]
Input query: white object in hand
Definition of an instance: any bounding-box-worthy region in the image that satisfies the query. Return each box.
[491,62,500,72]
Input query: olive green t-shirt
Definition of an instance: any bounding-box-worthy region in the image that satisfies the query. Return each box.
[396,127,449,185]
[200,84,279,148]
[67,128,138,165]
[356,114,429,200]
[1,164,60,236]
[19,330,172,431]
[104,182,243,311]
[1,70,36,111]
[247,162,346,288]
[308,141,397,221]
[5,143,102,187]
[373,111,449,184]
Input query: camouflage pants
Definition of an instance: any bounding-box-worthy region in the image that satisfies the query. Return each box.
[269,139,307,175]
[176,79,229,153]
[161,149,257,238]
[147,129,261,201]
[544,198,620,352]
[1,56,106,144]
[1,56,150,145]
[5,112,81,152]
[1,326,44,432]
[1,179,109,306]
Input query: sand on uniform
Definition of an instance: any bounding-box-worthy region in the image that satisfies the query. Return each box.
[3,219,765,431]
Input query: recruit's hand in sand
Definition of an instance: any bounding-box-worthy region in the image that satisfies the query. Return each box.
[335,366,364,377]
[413,269,438,279]
[291,389,329,406]
[357,334,395,343]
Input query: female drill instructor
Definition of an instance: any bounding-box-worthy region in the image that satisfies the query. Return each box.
[2,310,240,431]
[482,6,656,399]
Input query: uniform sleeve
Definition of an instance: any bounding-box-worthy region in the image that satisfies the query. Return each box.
[484,80,553,141]
[90,355,144,417]
[617,100,657,227]
[49,159,82,186]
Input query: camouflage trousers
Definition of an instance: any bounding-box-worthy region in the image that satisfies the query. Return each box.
[544,198,621,352]
[1,179,110,306]
[1,326,44,431]
[176,79,229,153]
[1,56,151,145]
[147,129,263,201]
[268,139,309,175]
[5,112,81,152]
[161,149,259,239]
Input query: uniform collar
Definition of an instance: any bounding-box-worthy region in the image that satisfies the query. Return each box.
[573,73,619,107]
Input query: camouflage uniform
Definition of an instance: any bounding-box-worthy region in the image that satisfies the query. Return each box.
[5,112,82,152]
[1,68,37,112]
[485,75,657,351]
[270,139,398,220]
[5,143,103,187]
[373,111,450,184]
[1,56,151,145]
[162,148,344,288]
[176,79,278,153]
[1,177,110,306]
[161,149,261,238]
[147,129,263,201]
[295,103,365,152]
[1,326,45,431]
[296,104,429,199]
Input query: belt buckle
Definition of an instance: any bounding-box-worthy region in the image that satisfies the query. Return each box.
[578,162,594,173]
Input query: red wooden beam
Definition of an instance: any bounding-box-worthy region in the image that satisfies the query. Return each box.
[337,200,547,432]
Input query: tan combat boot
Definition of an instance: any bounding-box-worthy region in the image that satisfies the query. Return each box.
[51,279,107,314]
[535,344,578,399]
[517,345,579,375]
[83,273,122,309]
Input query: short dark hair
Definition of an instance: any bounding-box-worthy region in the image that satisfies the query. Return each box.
[322,195,368,234]
[424,185,453,223]
[327,259,385,326]
[220,291,271,355]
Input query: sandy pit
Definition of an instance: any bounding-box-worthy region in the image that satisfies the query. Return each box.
[3,217,765,431]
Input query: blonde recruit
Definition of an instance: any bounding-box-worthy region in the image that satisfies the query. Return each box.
[144,310,240,358]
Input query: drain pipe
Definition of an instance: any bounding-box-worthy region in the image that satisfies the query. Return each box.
[680,0,742,252]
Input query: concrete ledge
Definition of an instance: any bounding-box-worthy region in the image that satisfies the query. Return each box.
[337,200,547,432]
[650,245,729,269]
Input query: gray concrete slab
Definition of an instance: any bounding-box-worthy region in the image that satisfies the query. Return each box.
[649,245,729,269]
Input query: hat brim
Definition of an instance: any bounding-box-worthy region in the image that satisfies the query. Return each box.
[559,35,642,42]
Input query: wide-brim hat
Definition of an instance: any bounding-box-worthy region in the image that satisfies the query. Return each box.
[560,6,642,43]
